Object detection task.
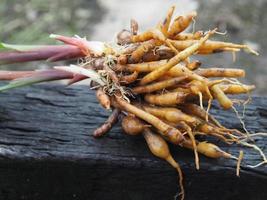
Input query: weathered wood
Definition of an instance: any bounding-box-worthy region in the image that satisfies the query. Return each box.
[0,84,266,200]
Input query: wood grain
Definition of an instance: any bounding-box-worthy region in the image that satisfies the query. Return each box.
[0,84,266,200]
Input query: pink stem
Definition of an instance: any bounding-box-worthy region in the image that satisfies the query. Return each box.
[0,69,74,81]
[0,71,35,80]
[0,45,84,65]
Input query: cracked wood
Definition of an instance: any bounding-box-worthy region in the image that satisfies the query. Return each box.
[0,84,266,200]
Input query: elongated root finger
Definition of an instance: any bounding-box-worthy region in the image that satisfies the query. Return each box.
[144,91,188,106]
[184,140,233,159]
[115,95,185,144]
[96,87,111,110]
[180,121,199,170]
[139,29,216,85]
[143,128,184,200]
[211,84,233,109]
[121,115,145,135]
[93,109,120,137]
[160,5,175,36]
[133,76,187,94]
[119,71,139,85]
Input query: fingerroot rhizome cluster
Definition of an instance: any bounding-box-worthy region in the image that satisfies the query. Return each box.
[0,6,266,200]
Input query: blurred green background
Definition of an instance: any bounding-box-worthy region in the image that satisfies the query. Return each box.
[0,0,266,94]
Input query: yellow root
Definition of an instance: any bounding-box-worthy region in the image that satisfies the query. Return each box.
[160,6,175,36]
[181,122,199,170]
[211,84,233,110]
[139,29,216,85]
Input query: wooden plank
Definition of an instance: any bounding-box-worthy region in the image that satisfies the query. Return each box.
[0,84,266,200]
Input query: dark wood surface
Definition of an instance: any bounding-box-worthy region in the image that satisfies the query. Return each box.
[0,84,266,200]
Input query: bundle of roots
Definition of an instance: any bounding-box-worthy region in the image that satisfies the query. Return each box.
[0,6,266,200]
